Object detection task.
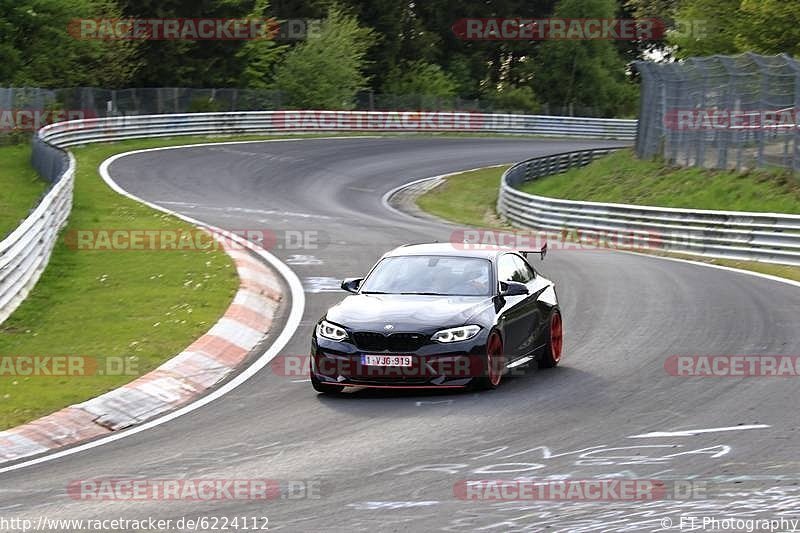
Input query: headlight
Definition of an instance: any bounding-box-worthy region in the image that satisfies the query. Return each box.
[317,320,348,341]
[432,325,481,343]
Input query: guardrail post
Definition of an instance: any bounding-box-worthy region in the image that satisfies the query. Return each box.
[1,111,638,324]
[497,146,800,266]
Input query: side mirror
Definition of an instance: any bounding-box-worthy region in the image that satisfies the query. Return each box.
[341,277,363,294]
[499,281,529,296]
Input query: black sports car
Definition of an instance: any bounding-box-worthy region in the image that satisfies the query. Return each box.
[310,243,562,392]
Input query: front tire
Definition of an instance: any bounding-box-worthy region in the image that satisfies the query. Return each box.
[476,330,505,390]
[539,309,563,368]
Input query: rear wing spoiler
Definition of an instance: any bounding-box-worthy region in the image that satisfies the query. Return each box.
[520,244,547,261]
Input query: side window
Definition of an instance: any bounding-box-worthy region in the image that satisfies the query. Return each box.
[497,255,517,282]
[512,255,535,283]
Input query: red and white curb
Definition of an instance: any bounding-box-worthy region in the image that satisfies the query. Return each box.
[0,141,308,473]
[0,242,282,462]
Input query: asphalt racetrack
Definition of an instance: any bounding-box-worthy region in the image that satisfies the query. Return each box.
[2,136,799,532]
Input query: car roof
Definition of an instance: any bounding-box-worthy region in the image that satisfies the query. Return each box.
[383,242,520,260]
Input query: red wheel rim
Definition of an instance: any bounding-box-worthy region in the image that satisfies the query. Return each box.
[550,312,563,363]
[487,332,504,387]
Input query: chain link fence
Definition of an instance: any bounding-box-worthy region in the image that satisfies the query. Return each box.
[0,87,495,119]
[635,53,800,172]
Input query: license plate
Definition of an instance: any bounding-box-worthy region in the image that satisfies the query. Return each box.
[361,355,413,367]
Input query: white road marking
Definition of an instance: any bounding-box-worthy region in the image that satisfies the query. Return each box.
[0,138,369,473]
[158,202,335,220]
[347,501,439,510]
[618,249,800,290]
[628,424,770,438]
[415,400,454,407]
[388,169,800,295]
[303,276,342,292]
[286,254,323,265]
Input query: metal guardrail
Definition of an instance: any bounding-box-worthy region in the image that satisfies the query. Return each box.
[0,139,73,324]
[41,111,637,146]
[0,110,636,324]
[498,148,800,266]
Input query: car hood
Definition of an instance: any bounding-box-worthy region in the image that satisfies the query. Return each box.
[326,293,493,332]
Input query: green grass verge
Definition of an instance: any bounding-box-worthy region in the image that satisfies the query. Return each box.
[520,148,800,213]
[415,162,800,283]
[0,135,320,429]
[415,165,511,227]
[0,144,47,239]
[0,132,535,430]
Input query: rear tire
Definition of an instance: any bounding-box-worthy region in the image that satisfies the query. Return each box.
[539,309,563,368]
[476,330,505,390]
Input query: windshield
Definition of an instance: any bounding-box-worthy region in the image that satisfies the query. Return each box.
[360,255,492,296]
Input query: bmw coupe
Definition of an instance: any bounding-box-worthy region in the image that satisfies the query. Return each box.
[310,243,562,392]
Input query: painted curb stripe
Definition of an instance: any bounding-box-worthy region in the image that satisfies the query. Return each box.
[0,137,307,474]
[0,143,305,466]
[0,251,279,457]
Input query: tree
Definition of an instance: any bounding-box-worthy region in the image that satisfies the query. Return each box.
[0,0,139,88]
[668,0,800,58]
[484,85,541,113]
[272,6,375,109]
[668,0,741,58]
[237,0,286,89]
[736,0,800,57]
[533,0,638,117]
[119,0,258,87]
[336,0,424,92]
[382,60,458,98]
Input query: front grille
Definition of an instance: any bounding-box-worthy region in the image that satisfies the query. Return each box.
[352,332,386,351]
[387,333,427,352]
[352,332,428,352]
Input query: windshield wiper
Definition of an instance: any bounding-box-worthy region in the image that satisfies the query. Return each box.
[397,292,449,296]
[362,291,453,296]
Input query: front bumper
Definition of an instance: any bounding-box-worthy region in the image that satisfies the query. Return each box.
[311,331,490,388]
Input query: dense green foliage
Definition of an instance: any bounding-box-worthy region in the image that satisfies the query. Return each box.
[626,0,800,58]
[534,0,639,117]
[273,7,375,109]
[0,0,138,87]
[0,0,796,115]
